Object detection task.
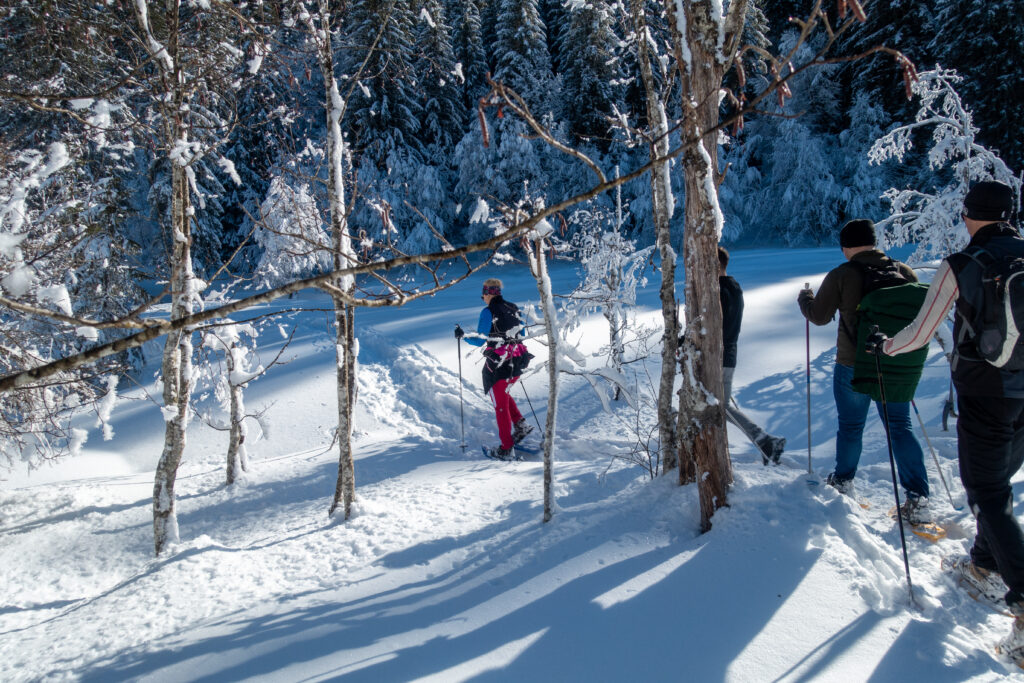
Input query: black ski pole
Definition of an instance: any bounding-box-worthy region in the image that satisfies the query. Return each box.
[870,325,917,606]
[519,381,543,435]
[911,399,963,511]
[805,285,813,475]
[455,325,466,451]
[941,381,956,432]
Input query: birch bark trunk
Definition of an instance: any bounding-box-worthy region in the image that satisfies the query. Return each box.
[629,0,679,476]
[528,238,558,523]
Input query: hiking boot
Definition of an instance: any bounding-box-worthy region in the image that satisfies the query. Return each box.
[996,612,1024,668]
[825,472,856,497]
[757,435,786,465]
[898,494,930,525]
[512,419,534,444]
[946,555,1008,604]
[486,445,516,461]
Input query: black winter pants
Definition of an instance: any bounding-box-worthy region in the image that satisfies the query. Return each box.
[957,394,1024,605]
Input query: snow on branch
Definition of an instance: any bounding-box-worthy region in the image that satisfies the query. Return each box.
[869,67,1022,262]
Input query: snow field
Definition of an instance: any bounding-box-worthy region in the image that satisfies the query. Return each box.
[1,251,1023,681]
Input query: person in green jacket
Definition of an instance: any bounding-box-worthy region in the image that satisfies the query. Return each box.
[797,219,930,521]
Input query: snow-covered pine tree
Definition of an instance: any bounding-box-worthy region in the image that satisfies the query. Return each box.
[929,0,1024,173]
[538,0,567,73]
[479,0,501,73]
[836,0,935,126]
[869,67,1022,263]
[719,36,846,245]
[837,92,890,224]
[557,0,622,149]
[345,0,423,166]
[414,0,464,156]
[493,0,555,114]
[450,0,490,111]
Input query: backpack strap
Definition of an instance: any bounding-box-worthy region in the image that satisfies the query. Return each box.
[841,258,906,344]
[950,247,994,368]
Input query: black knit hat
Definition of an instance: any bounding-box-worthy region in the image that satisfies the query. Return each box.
[964,181,1014,222]
[839,219,876,248]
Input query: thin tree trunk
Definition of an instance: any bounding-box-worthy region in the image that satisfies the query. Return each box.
[329,299,357,518]
[144,0,197,554]
[528,238,558,523]
[154,157,195,555]
[225,344,246,485]
[604,298,623,401]
[629,0,679,476]
[312,0,359,518]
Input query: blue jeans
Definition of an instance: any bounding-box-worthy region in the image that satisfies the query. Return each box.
[832,363,929,498]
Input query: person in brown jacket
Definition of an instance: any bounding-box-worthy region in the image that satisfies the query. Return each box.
[797,219,929,518]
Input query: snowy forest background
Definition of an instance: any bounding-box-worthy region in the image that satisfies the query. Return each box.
[4,0,1021,279]
[2,1,1023,528]
[5,2,1024,677]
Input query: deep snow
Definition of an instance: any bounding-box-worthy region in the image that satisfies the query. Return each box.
[1,247,1022,682]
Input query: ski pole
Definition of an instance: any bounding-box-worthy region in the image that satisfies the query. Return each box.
[911,399,963,510]
[941,381,956,432]
[455,325,466,451]
[805,284,813,474]
[871,326,917,606]
[519,380,543,435]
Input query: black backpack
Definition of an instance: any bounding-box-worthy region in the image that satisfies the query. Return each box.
[958,247,1024,370]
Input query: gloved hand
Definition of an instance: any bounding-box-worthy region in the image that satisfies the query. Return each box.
[865,327,889,355]
[797,287,814,306]
[454,324,465,340]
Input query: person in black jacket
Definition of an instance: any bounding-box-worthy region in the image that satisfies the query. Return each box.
[457,278,533,460]
[719,247,786,464]
[879,181,1024,661]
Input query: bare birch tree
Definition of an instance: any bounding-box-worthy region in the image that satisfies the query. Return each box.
[628,0,682,475]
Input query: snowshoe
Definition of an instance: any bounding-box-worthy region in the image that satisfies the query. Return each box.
[887,502,946,542]
[942,555,1011,614]
[995,616,1024,668]
[825,473,870,509]
[483,445,516,461]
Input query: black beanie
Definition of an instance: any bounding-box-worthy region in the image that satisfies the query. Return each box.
[839,219,876,248]
[964,181,1014,222]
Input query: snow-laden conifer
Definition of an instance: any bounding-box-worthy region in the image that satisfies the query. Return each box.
[345,0,423,165]
[494,0,555,114]
[449,0,489,111]
[557,0,622,148]
[415,0,464,156]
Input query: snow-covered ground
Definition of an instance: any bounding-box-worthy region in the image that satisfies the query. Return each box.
[2,247,1021,681]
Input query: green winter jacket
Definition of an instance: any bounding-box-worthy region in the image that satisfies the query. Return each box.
[852,282,930,402]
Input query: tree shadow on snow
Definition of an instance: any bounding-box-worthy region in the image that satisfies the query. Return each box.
[72,480,834,682]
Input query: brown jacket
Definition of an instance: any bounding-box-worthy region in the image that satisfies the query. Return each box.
[798,249,917,366]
